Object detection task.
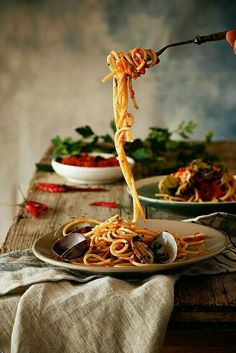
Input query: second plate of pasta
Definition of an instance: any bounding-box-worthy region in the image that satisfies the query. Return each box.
[132,176,236,218]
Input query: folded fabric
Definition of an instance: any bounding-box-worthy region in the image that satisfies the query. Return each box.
[0,250,176,353]
[183,212,236,275]
[0,212,235,353]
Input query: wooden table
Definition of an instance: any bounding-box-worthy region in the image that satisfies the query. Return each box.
[1,142,236,353]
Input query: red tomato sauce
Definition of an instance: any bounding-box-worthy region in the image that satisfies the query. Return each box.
[61,153,119,167]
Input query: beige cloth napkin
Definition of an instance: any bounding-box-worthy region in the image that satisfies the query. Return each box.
[0,251,176,353]
[0,212,235,353]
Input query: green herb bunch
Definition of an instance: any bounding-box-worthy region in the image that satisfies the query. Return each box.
[50,120,217,178]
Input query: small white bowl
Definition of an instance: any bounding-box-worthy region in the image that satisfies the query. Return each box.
[51,153,135,184]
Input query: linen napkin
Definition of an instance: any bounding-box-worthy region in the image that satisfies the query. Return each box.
[0,212,235,353]
[0,252,176,353]
[183,212,236,275]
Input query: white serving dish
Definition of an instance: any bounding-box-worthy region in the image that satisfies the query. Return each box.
[51,153,135,184]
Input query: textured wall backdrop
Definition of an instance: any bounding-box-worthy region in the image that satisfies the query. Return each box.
[0,0,235,242]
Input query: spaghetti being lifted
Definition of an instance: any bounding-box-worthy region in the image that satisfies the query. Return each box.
[102,48,159,222]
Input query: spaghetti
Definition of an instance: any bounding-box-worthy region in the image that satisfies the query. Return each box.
[102,48,158,222]
[57,215,207,267]
[156,159,236,202]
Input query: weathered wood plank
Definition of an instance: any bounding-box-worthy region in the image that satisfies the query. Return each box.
[1,171,132,252]
[164,329,236,350]
[1,142,236,328]
[174,273,236,308]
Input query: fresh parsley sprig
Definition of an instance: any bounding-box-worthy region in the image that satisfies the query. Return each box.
[49,120,217,177]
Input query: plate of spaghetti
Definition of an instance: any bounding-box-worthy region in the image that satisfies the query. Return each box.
[133,160,236,217]
[33,48,227,273]
[32,215,227,274]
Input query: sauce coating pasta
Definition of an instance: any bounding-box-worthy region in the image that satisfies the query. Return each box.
[157,159,236,202]
[58,215,207,267]
[102,48,158,222]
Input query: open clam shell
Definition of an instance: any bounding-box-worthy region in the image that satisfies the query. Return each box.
[151,231,177,264]
[53,232,89,260]
[52,220,97,261]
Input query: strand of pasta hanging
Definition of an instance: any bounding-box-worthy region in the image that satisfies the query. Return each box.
[102,48,158,222]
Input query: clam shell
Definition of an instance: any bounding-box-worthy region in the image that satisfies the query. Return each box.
[151,231,177,264]
[53,232,89,260]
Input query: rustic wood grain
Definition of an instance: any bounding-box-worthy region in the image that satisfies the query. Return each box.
[1,142,236,336]
[174,273,236,308]
[1,172,131,252]
[163,328,236,351]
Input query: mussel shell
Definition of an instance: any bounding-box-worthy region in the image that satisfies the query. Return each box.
[53,219,98,261]
[151,231,177,264]
[53,232,89,260]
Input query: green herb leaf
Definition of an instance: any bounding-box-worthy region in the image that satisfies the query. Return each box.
[101,134,114,144]
[50,120,216,178]
[175,120,198,139]
[75,125,94,138]
[110,119,116,133]
[205,130,214,143]
[35,163,54,172]
[129,148,151,161]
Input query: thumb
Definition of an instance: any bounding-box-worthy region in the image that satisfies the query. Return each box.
[226,30,236,47]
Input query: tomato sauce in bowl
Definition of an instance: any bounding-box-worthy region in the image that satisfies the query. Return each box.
[61,153,120,168]
[51,153,135,184]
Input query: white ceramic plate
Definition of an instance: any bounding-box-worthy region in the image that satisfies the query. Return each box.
[51,153,135,184]
[32,219,227,275]
[131,176,236,217]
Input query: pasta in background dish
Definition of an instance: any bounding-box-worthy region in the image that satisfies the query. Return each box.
[156,159,236,202]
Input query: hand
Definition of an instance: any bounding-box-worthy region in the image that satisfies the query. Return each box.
[226,30,236,54]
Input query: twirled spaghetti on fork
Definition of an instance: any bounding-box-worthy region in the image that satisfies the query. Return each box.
[102,48,158,222]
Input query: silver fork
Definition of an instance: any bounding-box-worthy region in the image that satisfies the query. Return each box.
[156,30,228,56]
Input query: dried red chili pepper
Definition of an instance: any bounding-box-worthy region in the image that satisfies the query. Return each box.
[35,182,107,193]
[35,183,65,193]
[89,201,118,208]
[24,201,48,218]
[17,186,49,218]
